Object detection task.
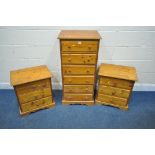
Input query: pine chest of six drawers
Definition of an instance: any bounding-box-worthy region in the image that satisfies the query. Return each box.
[58,30,101,105]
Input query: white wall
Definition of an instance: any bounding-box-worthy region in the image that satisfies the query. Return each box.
[0,26,155,90]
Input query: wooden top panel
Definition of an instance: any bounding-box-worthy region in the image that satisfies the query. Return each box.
[10,65,52,86]
[98,63,137,81]
[58,30,101,39]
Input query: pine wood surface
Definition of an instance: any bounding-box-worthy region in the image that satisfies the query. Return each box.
[59,30,101,105]
[10,65,52,86]
[58,30,101,39]
[98,63,137,81]
[10,66,55,115]
[96,63,137,110]
[62,54,97,65]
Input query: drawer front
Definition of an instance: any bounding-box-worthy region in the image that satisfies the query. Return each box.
[64,85,94,93]
[98,85,130,98]
[63,76,94,85]
[64,93,93,101]
[62,65,95,75]
[99,77,133,90]
[17,87,52,104]
[16,79,51,94]
[61,41,98,52]
[21,96,53,112]
[62,54,96,65]
[97,94,128,106]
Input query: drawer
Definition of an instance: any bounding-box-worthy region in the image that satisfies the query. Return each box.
[21,96,53,112]
[63,76,94,85]
[99,77,133,90]
[97,94,128,106]
[63,93,93,101]
[98,85,130,98]
[16,79,51,94]
[62,54,96,65]
[64,85,94,93]
[17,87,52,104]
[62,65,95,75]
[61,41,98,52]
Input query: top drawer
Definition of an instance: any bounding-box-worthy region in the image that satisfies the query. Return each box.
[99,77,133,90]
[16,79,51,94]
[61,41,98,52]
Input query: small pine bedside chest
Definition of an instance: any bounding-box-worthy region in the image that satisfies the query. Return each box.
[96,64,137,110]
[58,30,101,105]
[10,65,55,115]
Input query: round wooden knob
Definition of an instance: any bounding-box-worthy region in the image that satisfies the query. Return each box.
[112,92,115,96]
[85,80,89,83]
[68,80,72,83]
[86,70,90,73]
[113,83,116,87]
[68,58,71,62]
[85,96,89,100]
[85,87,89,91]
[68,46,71,49]
[108,81,111,85]
[110,99,113,103]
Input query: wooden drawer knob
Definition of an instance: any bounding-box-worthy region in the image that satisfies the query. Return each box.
[86,70,90,73]
[112,92,115,96]
[68,58,71,62]
[113,83,117,87]
[85,88,89,91]
[107,81,111,85]
[78,41,82,45]
[85,80,89,83]
[68,46,71,49]
[68,80,72,83]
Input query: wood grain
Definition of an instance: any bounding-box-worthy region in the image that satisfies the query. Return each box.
[62,54,97,65]
[64,85,94,93]
[10,66,55,115]
[59,30,100,105]
[62,65,95,75]
[98,63,137,81]
[10,65,52,86]
[58,30,101,39]
[98,85,130,98]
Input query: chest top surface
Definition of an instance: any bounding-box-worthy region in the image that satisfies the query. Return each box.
[98,63,137,81]
[58,30,101,40]
[10,65,52,86]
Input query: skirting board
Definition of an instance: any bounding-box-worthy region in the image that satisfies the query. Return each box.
[0,82,155,91]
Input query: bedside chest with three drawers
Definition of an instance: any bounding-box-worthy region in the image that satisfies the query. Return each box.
[10,65,55,115]
[96,64,137,110]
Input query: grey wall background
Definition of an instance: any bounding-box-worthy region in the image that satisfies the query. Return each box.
[0,26,155,90]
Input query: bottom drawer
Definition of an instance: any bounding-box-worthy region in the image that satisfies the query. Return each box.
[97,94,128,106]
[63,93,93,101]
[21,96,53,112]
